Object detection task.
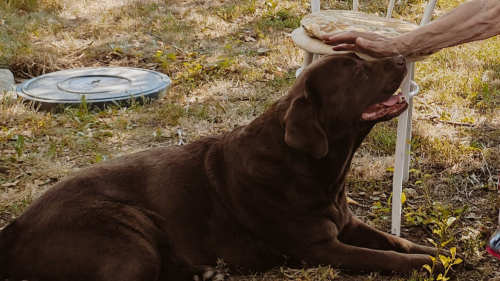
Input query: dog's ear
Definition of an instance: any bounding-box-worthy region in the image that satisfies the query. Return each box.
[284,96,328,159]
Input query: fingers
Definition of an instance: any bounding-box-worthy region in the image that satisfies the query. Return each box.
[322,31,383,44]
[321,31,361,45]
[331,43,358,52]
[321,31,400,59]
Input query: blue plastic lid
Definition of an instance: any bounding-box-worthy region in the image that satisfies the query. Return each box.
[17,67,171,110]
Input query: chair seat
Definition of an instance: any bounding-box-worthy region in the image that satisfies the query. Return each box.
[292,10,429,62]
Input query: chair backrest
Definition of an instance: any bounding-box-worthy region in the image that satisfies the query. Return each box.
[310,0,437,26]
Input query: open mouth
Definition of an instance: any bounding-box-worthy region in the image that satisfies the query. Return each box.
[361,92,408,121]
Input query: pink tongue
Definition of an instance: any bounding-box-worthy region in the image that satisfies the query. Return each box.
[381,95,400,106]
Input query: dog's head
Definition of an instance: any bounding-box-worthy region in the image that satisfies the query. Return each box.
[284,53,408,159]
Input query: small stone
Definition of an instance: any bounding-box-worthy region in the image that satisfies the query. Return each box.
[0,69,14,92]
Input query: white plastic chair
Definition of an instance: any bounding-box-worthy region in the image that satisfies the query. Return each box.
[291,0,437,236]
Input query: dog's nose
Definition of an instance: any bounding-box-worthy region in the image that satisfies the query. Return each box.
[396,55,406,66]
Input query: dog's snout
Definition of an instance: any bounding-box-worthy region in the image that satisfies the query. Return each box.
[396,55,406,66]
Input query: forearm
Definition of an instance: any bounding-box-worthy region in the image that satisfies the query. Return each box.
[395,0,500,56]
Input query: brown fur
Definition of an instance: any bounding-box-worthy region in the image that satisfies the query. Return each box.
[0,54,445,281]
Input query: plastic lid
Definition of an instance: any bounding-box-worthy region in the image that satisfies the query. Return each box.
[17,67,171,110]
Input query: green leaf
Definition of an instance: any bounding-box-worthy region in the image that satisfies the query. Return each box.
[409,169,418,173]
[401,192,406,204]
[15,135,25,158]
[450,247,456,259]
[15,135,25,148]
[441,209,451,218]
[425,174,432,178]
[429,255,437,264]
[439,255,450,267]
[438,275,450,281]
[386,167,394,172]
[423,264,432,273]
[453,258,463,265]
[94,154,103,163]
[442,238,454,247]
[415,180,423,185]
[167,53,176,60]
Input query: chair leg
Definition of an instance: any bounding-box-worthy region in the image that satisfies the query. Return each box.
[391,64,412,237]
[403,63,416,182]
[402,96,413,182]
[296,51,314,77]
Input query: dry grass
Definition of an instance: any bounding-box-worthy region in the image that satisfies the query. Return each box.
[1,0,500,280]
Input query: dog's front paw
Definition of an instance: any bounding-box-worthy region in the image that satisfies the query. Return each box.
[192,267,227,281]
[171,265,228,281]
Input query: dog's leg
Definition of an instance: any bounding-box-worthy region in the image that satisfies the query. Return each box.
[299,239,445,275]
[338,216,439,256]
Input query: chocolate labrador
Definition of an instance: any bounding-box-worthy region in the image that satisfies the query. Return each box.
[0,54,447,281]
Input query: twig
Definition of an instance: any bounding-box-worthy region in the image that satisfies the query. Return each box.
[177,128,186,145]
[462,182,477,206]
[414,97,476,126]
[147,33,186,54]
[63,41,94,59]
[414,96,439,116]
[419,115,476,127]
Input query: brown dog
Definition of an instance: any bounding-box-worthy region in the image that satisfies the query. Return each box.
[0,54,446,281]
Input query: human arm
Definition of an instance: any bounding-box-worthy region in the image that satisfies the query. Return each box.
[321,0,500,58]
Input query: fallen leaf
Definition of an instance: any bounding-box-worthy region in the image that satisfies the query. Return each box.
[346,196,359,205]
[2,180,20,188]
[257,48,271,55]
[244,35,256,42]
[34,180,45,186]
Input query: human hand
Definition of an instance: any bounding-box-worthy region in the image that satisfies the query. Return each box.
[321,31,403,59]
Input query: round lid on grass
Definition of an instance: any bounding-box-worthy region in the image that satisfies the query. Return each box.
[17,67,171,111]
